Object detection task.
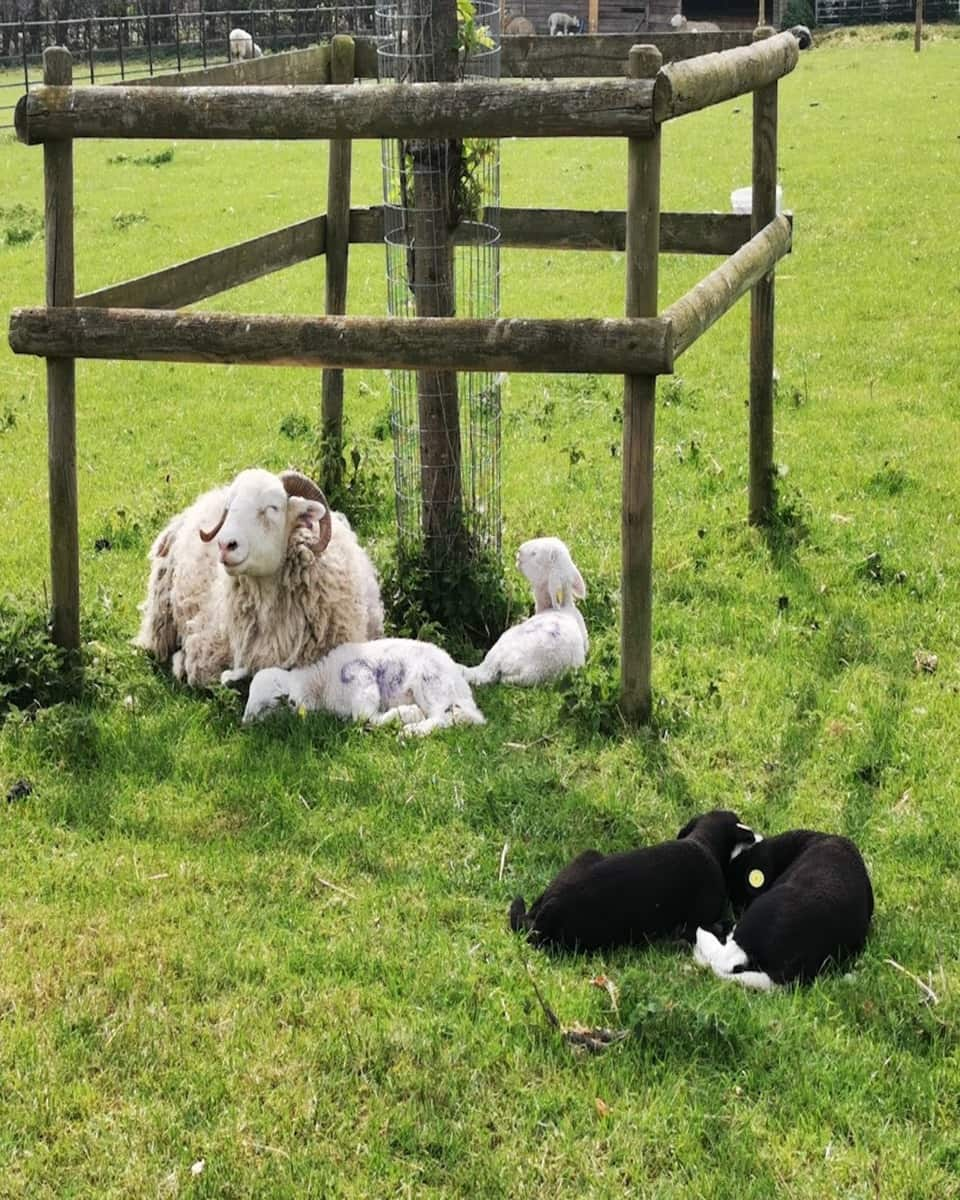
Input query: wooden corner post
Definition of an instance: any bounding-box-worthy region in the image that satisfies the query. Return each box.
[620,43,662,724]
[749,25,778,526]
[43,47,80,650]
[321,34,356,487]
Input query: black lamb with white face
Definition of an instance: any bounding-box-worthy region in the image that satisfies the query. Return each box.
[509,810,760,953]
[695,830,874,989]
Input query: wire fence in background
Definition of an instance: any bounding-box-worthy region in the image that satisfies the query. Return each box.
[0,3,376,128]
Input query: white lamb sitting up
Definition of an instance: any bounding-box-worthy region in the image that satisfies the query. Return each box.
[242,639,486,737]
[135,468,384,688]
[461,537,587,687]
[229,27,263,60]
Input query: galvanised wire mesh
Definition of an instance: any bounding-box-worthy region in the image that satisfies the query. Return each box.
[376,0,502,564]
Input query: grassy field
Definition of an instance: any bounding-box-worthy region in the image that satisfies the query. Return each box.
[2,25,960,1198]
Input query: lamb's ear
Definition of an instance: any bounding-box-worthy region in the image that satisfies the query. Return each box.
[729,822,761,861]
[677,817,698,840]
[546,549,585,607]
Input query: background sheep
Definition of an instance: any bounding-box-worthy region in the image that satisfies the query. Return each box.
[547,11,583,35]
[510,811,760,952]
[694,829,874,989]
[242,639,485,737]
[669,13,721,32]
[136,468,383,688]
[504,14,536,34]
[462,537,587,687]
[229,28,263,61]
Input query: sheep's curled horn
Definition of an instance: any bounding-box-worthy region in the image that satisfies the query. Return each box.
[280,469,333,554]
[198,470,333,553]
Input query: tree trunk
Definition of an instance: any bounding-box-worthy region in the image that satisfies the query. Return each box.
[409,0,465,558]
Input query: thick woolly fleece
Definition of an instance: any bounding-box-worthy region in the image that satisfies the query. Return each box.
[136,485,383,687]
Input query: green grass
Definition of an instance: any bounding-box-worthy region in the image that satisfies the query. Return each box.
[2,26,960,1197]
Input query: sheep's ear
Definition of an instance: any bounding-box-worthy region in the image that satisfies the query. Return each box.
[281,471,333,553]
[676,817,698,840]
[569,564,586,600]
[289,497,332,553]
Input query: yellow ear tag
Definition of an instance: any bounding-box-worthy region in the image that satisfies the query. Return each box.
[748,869,765,889]
[555,586,566,606]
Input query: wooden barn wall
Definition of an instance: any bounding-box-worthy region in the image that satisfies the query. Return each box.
[505,0,680,35]
[504,0,777,34]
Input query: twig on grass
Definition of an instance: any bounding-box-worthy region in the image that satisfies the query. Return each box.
[523,963,629,1054]
[498,841,509,882]
[884,957,939,1005]
[525,963,561,1029]
[315,875,358,901]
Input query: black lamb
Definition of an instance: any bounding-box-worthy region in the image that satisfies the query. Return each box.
[694,829,874,989]
[510,810,760,952]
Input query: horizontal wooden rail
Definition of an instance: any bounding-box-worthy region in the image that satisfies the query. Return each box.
[73,207,757,314]
[498,31,752,77]
[15,77,656,144]
[337,34,755,79]
[8,308,674,376]
[124,44,333,87]
[494,207,753,254]
[77,217,326,309]
[654,29,802,122]
[662,213,792,358]
[353,206,753,254]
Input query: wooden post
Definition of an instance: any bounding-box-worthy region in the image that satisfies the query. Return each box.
[321,34,356,489]
[411,0,465,558]
[589,0,600,33]
[749,25,778,526]
[42,47,79,651]
[914,0,923,51]
[620,43,661,725]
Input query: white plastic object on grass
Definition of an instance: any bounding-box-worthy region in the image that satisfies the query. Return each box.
[730,184,784,216]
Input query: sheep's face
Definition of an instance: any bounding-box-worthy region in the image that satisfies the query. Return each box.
[203,469,329,578]
[516,537,586,610]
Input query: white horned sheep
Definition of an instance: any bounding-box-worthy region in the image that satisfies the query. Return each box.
[242,639,486,737]
[135,468,384,689]
[229,27,263,61]
[547,11,583,35]
[461,537,587,687]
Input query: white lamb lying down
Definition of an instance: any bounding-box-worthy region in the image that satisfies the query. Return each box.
[242,638,486,737]
[462,537,587,687]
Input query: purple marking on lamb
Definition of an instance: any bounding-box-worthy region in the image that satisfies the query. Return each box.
[374,659,406,703]
[340,658,373,685]
[519,618,561,640]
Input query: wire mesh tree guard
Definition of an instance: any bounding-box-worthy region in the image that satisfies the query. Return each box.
[376,0,503,570]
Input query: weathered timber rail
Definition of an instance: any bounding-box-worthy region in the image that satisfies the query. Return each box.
[8,309,675,377]
[71,208,758,312]
[15,77,658,143]
[7,29,812,722]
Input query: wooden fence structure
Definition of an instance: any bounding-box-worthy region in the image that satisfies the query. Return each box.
[8,27,809,723]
